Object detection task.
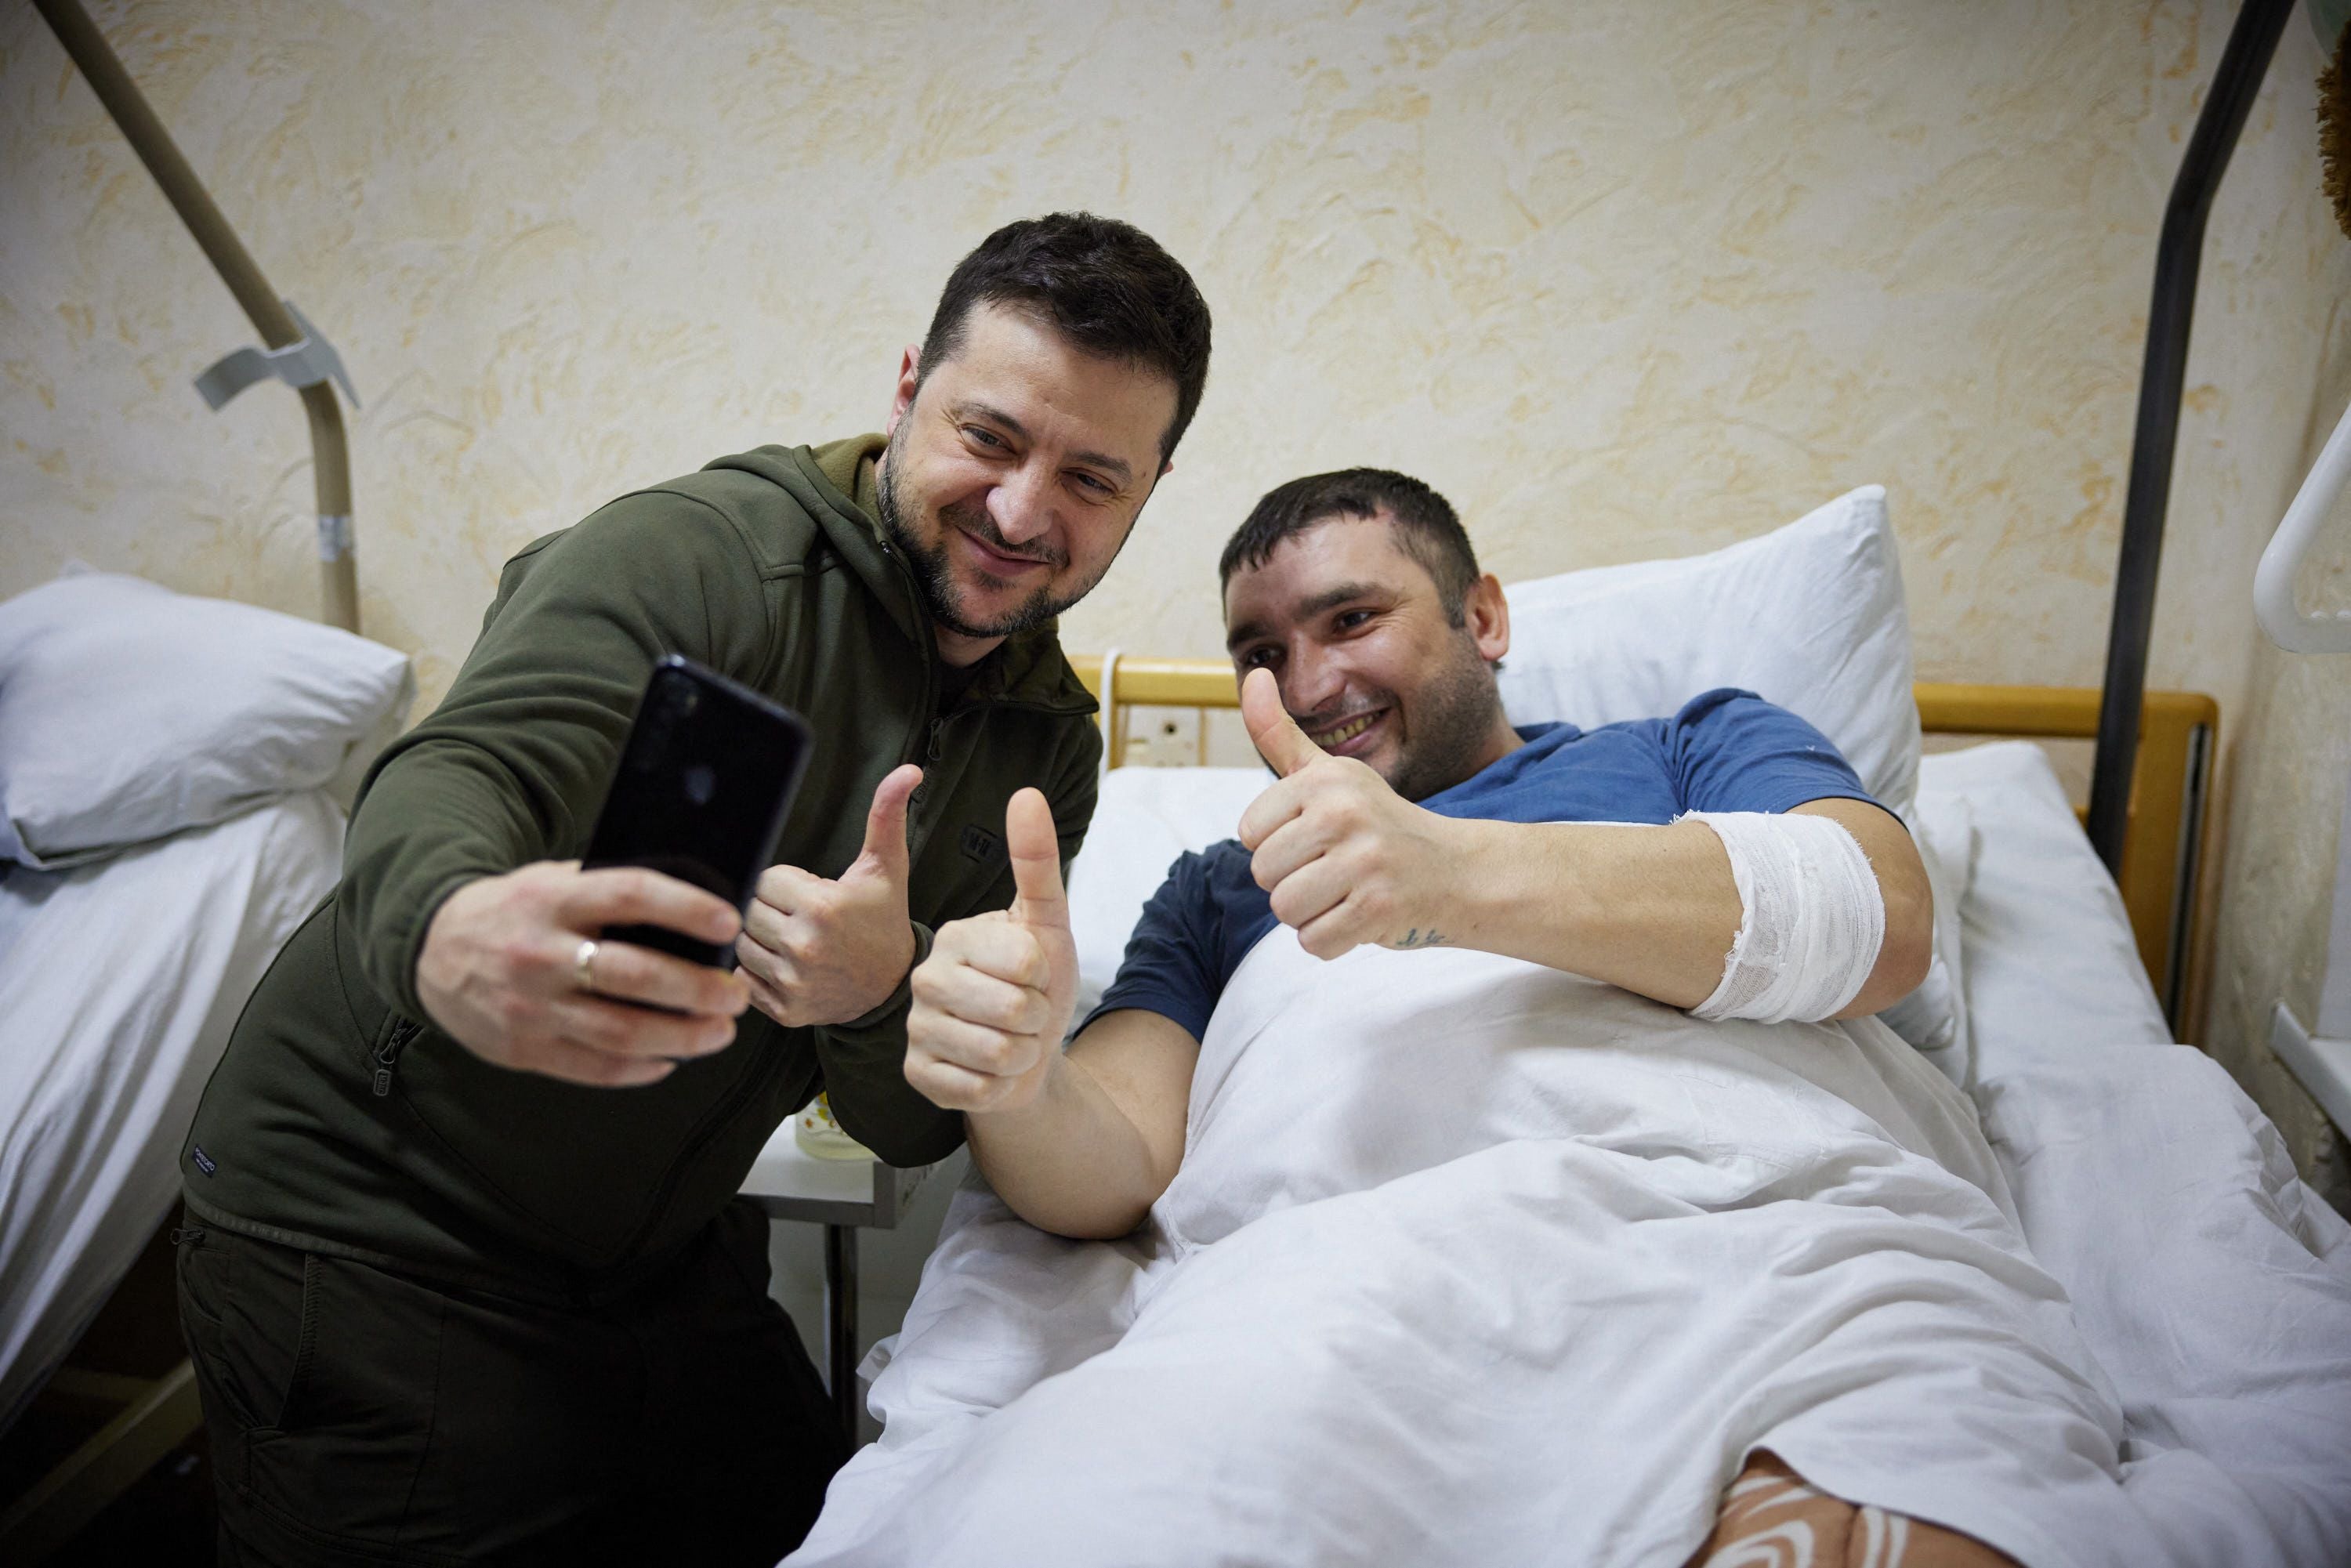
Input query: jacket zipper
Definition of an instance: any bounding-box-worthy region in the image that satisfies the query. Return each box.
[372,1017,423,1097]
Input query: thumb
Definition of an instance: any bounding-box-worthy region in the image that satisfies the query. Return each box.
[858,764,922,881]
[1241,668,1321,778]
[1004,788,1068,932]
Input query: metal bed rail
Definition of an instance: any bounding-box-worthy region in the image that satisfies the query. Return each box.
[33,0,360,634]
[2086,0,2290,874]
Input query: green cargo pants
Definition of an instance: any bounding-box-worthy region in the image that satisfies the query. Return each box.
[174,1200,848,1566]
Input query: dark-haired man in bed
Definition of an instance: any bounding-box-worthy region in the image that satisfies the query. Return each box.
[894,469,2022,1564]
[904,466,1933,1233]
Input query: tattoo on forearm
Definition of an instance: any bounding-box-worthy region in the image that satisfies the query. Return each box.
[1392,928,1451,950]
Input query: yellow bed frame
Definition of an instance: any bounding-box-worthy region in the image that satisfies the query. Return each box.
[1067,657,2219,1034]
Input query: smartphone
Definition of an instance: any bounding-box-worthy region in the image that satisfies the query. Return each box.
[580,654,813,969]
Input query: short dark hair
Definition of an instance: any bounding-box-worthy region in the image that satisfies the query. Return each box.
[918,213,1212,462]
[1219,469,1481,625]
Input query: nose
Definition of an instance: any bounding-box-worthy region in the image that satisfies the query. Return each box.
[1278,639,1349,721]
[986,462,1056,549]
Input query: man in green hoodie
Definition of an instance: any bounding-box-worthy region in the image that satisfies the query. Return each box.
[175,212,1212,1566]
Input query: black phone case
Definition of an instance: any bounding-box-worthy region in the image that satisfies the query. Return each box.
[580,655,813,969]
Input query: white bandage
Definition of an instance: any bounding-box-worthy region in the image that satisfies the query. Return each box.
[1681,810,1884,1024]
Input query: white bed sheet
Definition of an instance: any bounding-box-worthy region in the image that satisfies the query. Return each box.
[796,741,2350,1565]
[1922,741,2351,1563]
[807,933,2139,1566]
[0,791,343,1430]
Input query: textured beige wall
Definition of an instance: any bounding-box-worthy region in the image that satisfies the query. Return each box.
[4,4,2347,1163]
[2204,230,2351,1194]
[2176,16,2351,1191]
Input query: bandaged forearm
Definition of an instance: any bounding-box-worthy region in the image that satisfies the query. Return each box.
[1679,810,1885,1023]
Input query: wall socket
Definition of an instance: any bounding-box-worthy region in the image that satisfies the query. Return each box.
[1119,708,1203,768]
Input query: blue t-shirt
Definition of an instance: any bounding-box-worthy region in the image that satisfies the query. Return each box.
[1089,688,1880,1042]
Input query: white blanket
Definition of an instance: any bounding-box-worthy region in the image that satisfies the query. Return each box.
[1976,1048,2351,1566]
[792,930,2277,1567]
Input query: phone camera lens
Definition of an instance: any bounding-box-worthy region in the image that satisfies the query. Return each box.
[683,762,717,807]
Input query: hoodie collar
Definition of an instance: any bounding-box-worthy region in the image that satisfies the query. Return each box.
[795,435,1096,717]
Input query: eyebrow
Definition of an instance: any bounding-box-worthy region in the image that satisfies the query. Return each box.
[957,400,1134,486]
[1224,581,1386,650]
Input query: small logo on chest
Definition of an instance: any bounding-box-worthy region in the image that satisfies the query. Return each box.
[960,823,1002,864]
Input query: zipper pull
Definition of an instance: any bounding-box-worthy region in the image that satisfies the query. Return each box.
[373,1019,421,1097]
[927,717,946,762]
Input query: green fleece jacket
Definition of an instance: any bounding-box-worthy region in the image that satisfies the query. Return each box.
[182,436,1100,1301]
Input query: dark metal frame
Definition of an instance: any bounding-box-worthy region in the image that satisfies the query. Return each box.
[741,1159,936,1443]
[2088,0,2294,871]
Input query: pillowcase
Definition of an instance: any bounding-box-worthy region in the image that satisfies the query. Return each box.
[1879,788,1976,1085]
[1494,485,1921,817]
[1065,764,1273,1025]
[0,571,415,868]
[1916,740,2168,1081]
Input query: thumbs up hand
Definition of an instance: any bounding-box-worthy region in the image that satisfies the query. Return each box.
[737,764,922,1028]
[905,788,1076,1114]
[1237,668,1466,961]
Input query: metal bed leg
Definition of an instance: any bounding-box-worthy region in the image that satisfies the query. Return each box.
[0,1358,202,1563]
[823,1223,860,1444]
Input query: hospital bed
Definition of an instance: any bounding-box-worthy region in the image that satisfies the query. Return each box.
[791,490,2351,1565]
[0,572,411,1559]
[5,8,388,1554]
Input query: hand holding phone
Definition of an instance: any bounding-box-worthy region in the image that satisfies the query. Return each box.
[413,657,811,1088]
[415,862,751,1087]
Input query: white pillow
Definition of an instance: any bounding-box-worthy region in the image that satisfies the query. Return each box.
[0,572,414,868]
[1882,788,1976,1085]
[1494,485,1920,817]
[1918,740,2168,1081]
[1067,764,1272,1023]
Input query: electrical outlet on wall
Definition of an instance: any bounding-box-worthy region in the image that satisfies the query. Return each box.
[1121,709,1202,768]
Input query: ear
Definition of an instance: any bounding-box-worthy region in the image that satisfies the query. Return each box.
[1160,458,1175,478]
[883,345,922,437]
[1466,572,1510,664]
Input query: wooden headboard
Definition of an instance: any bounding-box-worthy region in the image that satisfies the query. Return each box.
[1066,656,2218,1035]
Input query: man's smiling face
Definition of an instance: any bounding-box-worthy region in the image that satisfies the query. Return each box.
[1222,511,1516,802]
[878,302,1176,665]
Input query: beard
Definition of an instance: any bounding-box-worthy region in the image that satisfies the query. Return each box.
[877,433,1097,642]
[1355,632,1510,803]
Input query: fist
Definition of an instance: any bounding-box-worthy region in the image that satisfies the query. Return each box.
[904,788,1076,1114]
[1238,668,1465,960]
[737,765,922,1028]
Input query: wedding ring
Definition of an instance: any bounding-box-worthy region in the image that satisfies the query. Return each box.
[573,937,600,994]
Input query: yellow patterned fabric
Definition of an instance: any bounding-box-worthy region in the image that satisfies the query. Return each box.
[1686,1454,2018,1568]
